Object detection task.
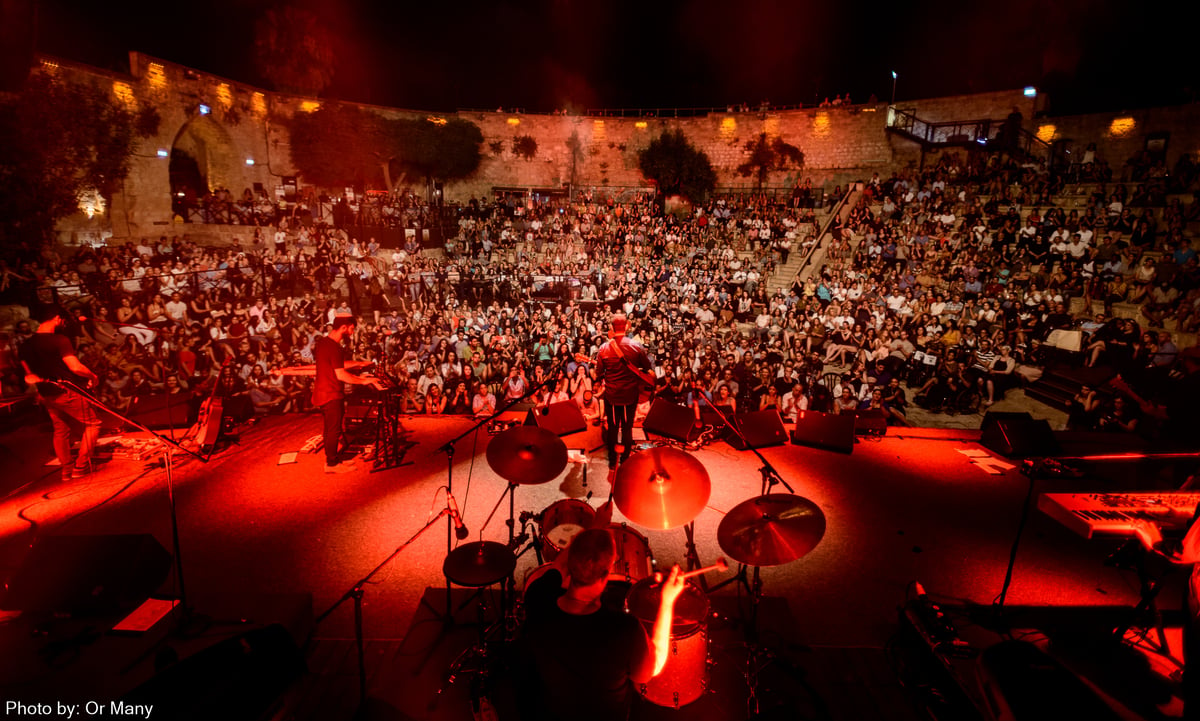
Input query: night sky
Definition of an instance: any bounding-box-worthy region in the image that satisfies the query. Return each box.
[28,0,1195,116]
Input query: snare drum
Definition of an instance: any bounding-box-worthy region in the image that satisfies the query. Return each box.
[625,576,709,708]
[539,499,595,561]
[607,523,654,583]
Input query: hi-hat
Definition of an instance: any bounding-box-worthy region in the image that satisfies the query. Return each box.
[443,541,517,588]
[717,494,826,566]
[486,425,568,485]
[613,447,710,529]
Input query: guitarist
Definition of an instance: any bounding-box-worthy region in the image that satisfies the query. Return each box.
[595,314,652,468]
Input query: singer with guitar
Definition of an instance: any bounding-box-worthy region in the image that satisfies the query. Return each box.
[19,306,101,481]
[594,315,653,468]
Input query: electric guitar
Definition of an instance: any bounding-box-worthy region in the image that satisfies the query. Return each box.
[575,351,656,403]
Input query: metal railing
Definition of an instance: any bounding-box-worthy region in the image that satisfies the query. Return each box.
[789,185,859,284]
[886,106,1051,160]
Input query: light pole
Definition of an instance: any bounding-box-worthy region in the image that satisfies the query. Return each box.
[891,71,898,105]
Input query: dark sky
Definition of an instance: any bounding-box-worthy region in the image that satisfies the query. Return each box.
[29,0,1194,116]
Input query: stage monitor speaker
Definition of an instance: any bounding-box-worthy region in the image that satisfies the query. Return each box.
[980,412,1058,458]
[727,410,788,450]
[509,401,536,415]
[1,533,172,615]
[643,399,698,442]
[123,624,306,721]
[527,401,587,436]
[790,410,855,454]
[853,409,888,436]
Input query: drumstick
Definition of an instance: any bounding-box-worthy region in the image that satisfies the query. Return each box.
[654,558,728,583]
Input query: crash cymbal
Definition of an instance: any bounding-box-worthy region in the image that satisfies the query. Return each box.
[717,494,826,567]
[613,447,710,530]
[443,541,517,588]
[486,425,568,485]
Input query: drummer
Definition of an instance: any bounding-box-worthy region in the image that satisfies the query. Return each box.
[522,525,686,721]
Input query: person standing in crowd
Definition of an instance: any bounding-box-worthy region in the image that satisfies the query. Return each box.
[313,316,384,473]
[594,314,651,468]
[19,306,101,481]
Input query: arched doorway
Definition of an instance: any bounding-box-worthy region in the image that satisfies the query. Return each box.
[169,115,239,221]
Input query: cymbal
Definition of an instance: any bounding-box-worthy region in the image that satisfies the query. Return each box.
[717,494,826,567]
[443,541,517,588]
[486,426,568,485]
[613,447,710,530]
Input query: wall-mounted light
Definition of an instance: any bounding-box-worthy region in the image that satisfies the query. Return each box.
[1109,117,1136,137]
[147,62,166,87]
[198,104,211,115]
[1024,86,1037,98]
[245,158,255,166]
[112,82,135,107]
[635,121,648,129]
[299,100,321,113]
[507,117,521,126]
[157,149,169,158]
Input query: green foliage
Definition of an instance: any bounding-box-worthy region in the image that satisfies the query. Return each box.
[637,129,716,201]
[287,109,484,190]
[287,103,386,189]
[737,133,805,188]
[390,117,484,182]
[254,7,337,96]
[511,135,538,160]
[0,73,160,246]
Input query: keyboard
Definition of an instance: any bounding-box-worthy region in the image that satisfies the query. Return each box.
[1037,492,1200,539]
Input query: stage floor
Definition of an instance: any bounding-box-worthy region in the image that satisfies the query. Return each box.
[0,411,1191,719]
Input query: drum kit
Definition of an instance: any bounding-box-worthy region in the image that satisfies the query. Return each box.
[440,425,827,711]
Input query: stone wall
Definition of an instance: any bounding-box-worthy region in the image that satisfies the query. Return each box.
[38,51,1197,243]
[1029,104,1200,176]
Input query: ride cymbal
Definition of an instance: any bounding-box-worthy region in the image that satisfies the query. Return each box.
[486,425,568,485]
[717,494,825,566]
[613,447,710,530]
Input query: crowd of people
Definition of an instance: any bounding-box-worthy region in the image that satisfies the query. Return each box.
[2,145,1198,445]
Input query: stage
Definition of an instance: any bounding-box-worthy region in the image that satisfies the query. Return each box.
[0,410,1192,720]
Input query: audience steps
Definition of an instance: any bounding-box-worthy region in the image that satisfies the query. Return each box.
[1025,364,1116,412]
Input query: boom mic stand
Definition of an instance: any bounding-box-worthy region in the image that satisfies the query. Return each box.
[49,379,208,633]
[701,393,792,627]
[424,359,567,622]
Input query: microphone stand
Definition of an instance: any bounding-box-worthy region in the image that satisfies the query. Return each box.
[315,505,455,707]
[424,358,567,623]
[701,393,792,629]
[49,379,208,632]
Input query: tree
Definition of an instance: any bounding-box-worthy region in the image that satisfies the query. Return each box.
[637,129,716,201]
[511,135,538,161]
[254,7,337,97]
[736,133,805,189]
[0,72,160,246]
[565,131,584,189]
[389,117,483,187]
[287,103,388,189]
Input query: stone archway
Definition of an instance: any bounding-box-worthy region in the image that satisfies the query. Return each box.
[169,115,239,213]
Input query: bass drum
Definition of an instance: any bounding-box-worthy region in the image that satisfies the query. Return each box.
[625,576,709,708]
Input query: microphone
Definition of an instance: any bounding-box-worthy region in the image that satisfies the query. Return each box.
[447,492,469,540]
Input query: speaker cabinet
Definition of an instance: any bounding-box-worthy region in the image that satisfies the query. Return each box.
[980,412,1058,458]
[852,409,888,436]
[1,533,172,615]
[123,624,305,721]
[790,410,856,454]
[643,399,698,442]
[527,401,587,436]
[727,410,788,450]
